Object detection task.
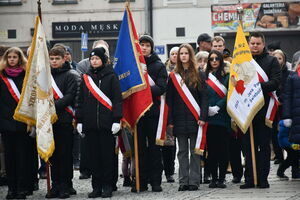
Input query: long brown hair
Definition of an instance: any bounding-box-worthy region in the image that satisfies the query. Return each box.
[175,43,201,88]
[0,47,27,73]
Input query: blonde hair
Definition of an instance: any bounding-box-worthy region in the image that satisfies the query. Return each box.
[273,49,286,67]
[195,51,209,62]
[175,43,201,88]
[0,47,27,73]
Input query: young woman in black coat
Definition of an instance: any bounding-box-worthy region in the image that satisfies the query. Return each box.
[166,43,208,191]
[0,47,33,199]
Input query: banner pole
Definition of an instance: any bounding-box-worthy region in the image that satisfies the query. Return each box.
[46,161,51,193]
[249,123,258,186]
[133,126,140,192]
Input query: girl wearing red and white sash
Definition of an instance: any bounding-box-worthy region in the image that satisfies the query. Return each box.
[166,44,208,191]
[205,50,230,188]
[0,47,33,199]
[76,47,122,198]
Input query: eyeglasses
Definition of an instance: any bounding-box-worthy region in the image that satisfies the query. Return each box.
[208,57,220,62]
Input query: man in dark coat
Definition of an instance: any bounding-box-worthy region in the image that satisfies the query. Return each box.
[131,35,168,193]
[240,32,281,189]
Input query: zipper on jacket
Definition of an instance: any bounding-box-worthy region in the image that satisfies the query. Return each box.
[96,79,102,129]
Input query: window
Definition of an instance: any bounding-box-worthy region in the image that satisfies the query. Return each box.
[163,0,197,6]
[8,29,16,39]
[52,0,78,5]
[109,0,135,3]
[0,0,22,6]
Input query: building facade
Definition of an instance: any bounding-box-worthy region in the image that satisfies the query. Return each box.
[0,0,300,62]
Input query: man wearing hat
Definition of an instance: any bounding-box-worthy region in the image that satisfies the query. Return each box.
[197,33,212,52]
[132,35,168,193]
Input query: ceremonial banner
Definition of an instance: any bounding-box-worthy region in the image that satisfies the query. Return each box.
[113,6,152,128]
[227,24,264,133]
[14,16,57,162]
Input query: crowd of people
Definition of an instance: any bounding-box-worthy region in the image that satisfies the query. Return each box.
[0,31,299,199]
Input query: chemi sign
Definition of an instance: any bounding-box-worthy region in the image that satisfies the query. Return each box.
[52,21,122,38]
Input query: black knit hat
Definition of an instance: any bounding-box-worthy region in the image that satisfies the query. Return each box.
[197,33,212,44]
[139,35,154,53]
[89,47,108,64]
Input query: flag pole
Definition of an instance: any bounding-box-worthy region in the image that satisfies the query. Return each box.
[126,1,140,192]
[237,1,257,186]
[37,0,51,193]
[249,123,258,186]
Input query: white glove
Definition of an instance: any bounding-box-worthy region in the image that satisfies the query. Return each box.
[29,127,36,138]
[208,106,220,117]
[111,123,121,135]
[283,119,292,127]
[77,123,83,134]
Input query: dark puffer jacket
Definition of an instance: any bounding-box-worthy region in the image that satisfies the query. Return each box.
[0,70,27,133]
[144,53,168,118]
[76,64,122,132]
[282,70,300,143]
[166,71,208,135]
[253,48,281,120]
[51,62,81,124]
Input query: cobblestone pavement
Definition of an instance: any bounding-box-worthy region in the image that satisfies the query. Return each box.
[1,158,299,200]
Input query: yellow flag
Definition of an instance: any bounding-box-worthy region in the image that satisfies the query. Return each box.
[14,16,57,162]
[227,24,264,133]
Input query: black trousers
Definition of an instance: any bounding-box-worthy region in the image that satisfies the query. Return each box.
[136,116,163,186]
[50,124,74,189]
[2,131,33,193]
[27,137,38,192]
[229,137,243,179]
[161,145,175,176]
[87,129,115,189]
[281,148,299,175]
[207,125,229,181]
[243,117,271,184]
[72,131,81,167]
[79,135,91,176]
[271,120,283,161]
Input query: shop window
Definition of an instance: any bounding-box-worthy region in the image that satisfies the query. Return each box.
[0,0,22,6]
[52,0,78,5]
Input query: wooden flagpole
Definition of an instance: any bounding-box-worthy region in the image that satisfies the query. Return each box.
[126,0,140,192]
[249,123,258,186]
[37,0,51,193]
[236,1,258,187]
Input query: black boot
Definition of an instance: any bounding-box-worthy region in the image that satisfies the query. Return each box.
[6,190,16,199]
[123,176,132,187]
[15,191,27,199]
[45,186,59,199]
[101,185,112,198]
[88,188,102,198]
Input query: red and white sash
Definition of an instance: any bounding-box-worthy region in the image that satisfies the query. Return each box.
[83,74,112,111]
[169,72,207,155]
[254,62,279,128]
[148,75,168,146]
[0,74,20,102]
[51,76,76,119]
[206,73,227,98]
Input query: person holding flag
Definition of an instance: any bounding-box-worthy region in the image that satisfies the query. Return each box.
[205,50,230,188]
[45,46,80,199]
[167,43,208,191]
[240,32,281,189]
[128,35,168,193]
[0,47,33,199]
[76,47,122,198]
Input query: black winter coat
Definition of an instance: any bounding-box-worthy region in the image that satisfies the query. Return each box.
[76,65,122,132]
[253,49,281,119]
[282,70,300,143]
[166,71,208,135]
[0,70,27,133]
[144,53,168,118]
[51,62,81,124]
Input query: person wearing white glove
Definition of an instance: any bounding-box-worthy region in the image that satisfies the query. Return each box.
[208,106,220,117]
[283,119,292,127]
[206,51,231,189]
[111,123,121,135]
[75,47,123,198]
